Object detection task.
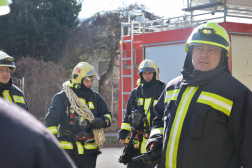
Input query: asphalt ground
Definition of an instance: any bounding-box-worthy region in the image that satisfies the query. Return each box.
[96,147,125,168]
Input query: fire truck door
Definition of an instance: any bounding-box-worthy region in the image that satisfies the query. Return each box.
[144,43,186,84]
[231,35,252,90]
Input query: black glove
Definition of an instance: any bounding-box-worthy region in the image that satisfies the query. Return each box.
[90,118,106,129]
[72,116,94,138]
[142,142,162,164]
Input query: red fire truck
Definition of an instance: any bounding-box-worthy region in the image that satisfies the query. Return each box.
[118,0,252,126]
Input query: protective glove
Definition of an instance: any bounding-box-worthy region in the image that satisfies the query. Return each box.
[90,118,106,129]
[142,142,162,164]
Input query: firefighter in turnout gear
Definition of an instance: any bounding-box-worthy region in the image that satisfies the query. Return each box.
[118,59,166,168]
[45,62,112,168]
[0,2,75,168]
[146,22,252,168]
[0,51,29,111]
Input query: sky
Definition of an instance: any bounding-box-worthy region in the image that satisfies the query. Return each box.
[78,0,188,19]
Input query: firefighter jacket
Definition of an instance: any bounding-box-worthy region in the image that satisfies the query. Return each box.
[147,66,252,167]
[118,80,165,154]
[45,88,112,155]
[0,98,76,168]
[0,77,29,111]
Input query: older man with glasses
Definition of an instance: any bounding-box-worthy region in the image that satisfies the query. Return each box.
[0,51,29,110]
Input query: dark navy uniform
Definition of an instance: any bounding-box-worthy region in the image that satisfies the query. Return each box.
[148,65,252,168]
[119,80,165,168]
[0,98,76,168]
[45,87,112,168]
[0,77,28,111]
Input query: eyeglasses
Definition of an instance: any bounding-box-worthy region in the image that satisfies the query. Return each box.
[0,69,11,73]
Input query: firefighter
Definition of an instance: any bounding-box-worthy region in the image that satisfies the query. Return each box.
[0,98,76,168]
[45,62,112,168]
[145,22,252,168]
[0,1,75,167]
[0,51,29,111]
[118,59,166,168]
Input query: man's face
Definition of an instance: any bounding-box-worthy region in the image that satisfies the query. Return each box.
[192,44,222,71]
[142,71,154,82]
[0,67,11,84]
[82,76,95,89]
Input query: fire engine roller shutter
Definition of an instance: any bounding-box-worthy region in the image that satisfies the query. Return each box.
[231,35,252,90]
[145,43,186,84]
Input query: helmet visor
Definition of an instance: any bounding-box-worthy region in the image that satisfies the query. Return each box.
[138,68,156,74]
[190,43,222,50]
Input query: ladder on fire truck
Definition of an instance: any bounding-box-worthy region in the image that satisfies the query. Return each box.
[120,11,142,116]
[120,0,252,119]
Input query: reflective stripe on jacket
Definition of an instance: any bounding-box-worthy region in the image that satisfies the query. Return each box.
[147,73,252,168]
[1,84,28,111]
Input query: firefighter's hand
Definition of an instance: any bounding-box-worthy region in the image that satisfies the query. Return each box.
[90,118,105,129]
[142,142,162,164]
[119,139,125,144]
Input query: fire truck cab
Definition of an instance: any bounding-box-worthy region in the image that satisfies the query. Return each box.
[119,0,252,126]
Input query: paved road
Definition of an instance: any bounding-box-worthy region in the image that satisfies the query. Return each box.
[96,147,125,168]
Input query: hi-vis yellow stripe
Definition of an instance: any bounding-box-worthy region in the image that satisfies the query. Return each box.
[78,98,86,105]
[138,98,144,105]
[197,91,233,116]
[121,122,131,131]
[153,100,158,107]
[140,137,148,154]
[144,98,152,126]
[59,141,98,154]
[2,90,12,102]
[165,89,180,103]
[104,114,112,122]
[88,102,95,109]
[46,126,58,135]
[150,127,164,137]
[166,86,198,168]
[13,95,25,104]
[76,142,84,154]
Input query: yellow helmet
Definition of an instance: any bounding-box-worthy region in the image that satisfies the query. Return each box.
[185,22,230,57]
[138,59,159,80]
[70,62,98,89]
[0,51,15,72]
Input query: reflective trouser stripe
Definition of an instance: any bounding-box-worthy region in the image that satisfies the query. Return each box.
[59,141,73,150]
[104,114,112,122]
[144,98,151,127]
[59,141,98,154]
[150,127,164,137]
[140,137,148,154]
[84,143,98,149]
[76,142,84,154]
[121,122,131,131]
[165,89,180,103]
[46,126,58,135]
[13,95,25,104]
[2,90,12,102]
[166,86,198,168]
[197,91,233,116]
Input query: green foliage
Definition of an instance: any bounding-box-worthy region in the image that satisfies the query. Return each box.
[0,0,82,62]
